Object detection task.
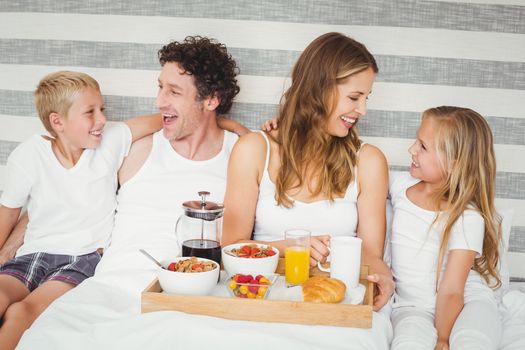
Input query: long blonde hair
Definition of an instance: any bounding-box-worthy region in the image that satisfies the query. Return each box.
[273,32,378,207]
[426,106,502,288]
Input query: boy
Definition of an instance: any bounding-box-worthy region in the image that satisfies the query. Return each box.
[0,71,163,349]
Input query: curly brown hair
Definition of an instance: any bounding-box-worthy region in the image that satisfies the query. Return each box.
[158,36,240,115]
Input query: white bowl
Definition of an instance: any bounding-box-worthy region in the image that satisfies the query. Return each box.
[221,243,279,276]
[158,257,219,295]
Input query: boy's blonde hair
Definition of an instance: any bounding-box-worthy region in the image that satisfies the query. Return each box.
[35,71,100,137]
[425,106,502,289]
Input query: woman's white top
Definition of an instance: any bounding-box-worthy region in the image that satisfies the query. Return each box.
[389,172,491,312]
[253,132,359,241]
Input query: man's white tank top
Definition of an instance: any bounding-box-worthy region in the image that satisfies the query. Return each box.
[253,132,359,241]
[109,130,238,252]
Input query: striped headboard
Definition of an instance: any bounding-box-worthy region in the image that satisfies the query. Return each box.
[1,1,524,279]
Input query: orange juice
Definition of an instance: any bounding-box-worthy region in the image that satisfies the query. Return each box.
[285,246,310,285]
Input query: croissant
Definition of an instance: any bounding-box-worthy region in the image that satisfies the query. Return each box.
[302,276,346,303]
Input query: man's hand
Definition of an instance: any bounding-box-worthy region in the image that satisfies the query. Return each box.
[217,117,250,136]
[367,273,395,311]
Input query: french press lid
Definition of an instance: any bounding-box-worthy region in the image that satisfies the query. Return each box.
[181,191,224,221]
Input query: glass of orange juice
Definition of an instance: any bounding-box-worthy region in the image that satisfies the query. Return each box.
[284,229,311,286]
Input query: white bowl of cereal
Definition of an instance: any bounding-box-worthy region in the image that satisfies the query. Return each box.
[158,256,219,295]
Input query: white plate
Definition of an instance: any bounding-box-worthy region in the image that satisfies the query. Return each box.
[264,277,366,305]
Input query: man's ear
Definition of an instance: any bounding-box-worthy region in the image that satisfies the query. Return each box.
[204,94,220,112]
[49,112,65,134]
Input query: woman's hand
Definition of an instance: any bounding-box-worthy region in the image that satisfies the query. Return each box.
[261,117,278,132]
[309,235,330,266]
[367,273,395,311]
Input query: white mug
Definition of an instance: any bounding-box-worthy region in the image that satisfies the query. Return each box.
[317,236,362,289]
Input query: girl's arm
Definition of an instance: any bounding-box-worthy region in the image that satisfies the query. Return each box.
[125,113,163,142]
[0,205,22,252]
[0,211,27,264]
[356,144,394,311]
[217,117,250,136]
[434,249,477,349]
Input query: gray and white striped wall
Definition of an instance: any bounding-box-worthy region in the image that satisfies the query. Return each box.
[1,1,524,278]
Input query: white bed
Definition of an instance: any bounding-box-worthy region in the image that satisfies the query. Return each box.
[17,244,394,350]
[17,238,525,350]
[17,177,525,350]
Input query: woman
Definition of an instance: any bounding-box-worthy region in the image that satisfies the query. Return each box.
[222,32,393,310]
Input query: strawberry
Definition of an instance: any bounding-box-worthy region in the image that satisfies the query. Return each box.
[191,263,204,271]
[167,262,177,271]
[255,274,264,281]
[237,274,253,283]
[266,249,276,256]
[241,245,252,255]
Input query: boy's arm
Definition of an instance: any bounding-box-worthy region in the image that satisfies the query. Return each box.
[217,116,250,136]
[125,113,163,142]
[0,205,22,254]
[0,211,26,264]
[434,249,477,349]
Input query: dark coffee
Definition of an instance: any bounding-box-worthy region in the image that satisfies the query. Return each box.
[182,239,221,266]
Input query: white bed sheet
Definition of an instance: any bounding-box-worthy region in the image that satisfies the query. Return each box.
[17,245,394,350]
[16,241,525,350]
[499,289,525,350]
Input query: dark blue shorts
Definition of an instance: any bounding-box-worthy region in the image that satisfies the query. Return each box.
[0,251,101,292]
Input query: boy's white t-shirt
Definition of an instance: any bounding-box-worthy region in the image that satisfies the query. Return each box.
[0,122,131,257]
[389,172,487,312]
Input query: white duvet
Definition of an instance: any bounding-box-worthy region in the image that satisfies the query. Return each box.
[17,244,394,350]
[17,238,525,350]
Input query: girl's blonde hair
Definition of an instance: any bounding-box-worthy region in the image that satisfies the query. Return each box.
[273,32,378,207]
[35,71,100,137]
[425,106,502,288]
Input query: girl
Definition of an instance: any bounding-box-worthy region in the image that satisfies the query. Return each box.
[222,32,394,311]
[389,106,502,350]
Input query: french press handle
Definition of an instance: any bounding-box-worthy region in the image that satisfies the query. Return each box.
[198,191,210,207]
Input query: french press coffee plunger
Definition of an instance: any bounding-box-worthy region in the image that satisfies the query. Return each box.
[175,191,224,265]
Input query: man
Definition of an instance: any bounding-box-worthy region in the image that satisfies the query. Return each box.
[97,36,244,269]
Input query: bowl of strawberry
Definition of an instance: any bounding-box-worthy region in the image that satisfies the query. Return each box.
[227,273,278,299]
[221,243,279,275]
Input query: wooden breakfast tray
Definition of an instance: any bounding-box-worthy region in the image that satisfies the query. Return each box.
[141,259,375,328]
